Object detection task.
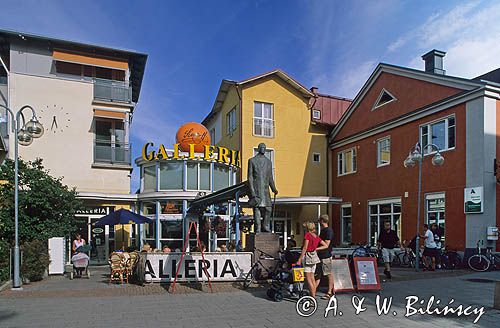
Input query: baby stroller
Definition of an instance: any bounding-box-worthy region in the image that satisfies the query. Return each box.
[266,250,309,302]
[70,251,90,279]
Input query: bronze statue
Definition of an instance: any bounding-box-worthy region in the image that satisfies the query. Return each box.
[247,143,278,233]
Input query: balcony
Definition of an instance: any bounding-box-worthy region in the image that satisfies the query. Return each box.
[93,78,132,103]
[94,140,132,167]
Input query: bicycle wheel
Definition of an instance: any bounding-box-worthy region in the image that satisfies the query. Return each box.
[468,255,490,272]
[402,253,411,267]
[243,264,258,289]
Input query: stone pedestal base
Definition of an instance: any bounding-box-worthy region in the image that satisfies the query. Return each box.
[246,233,280,280]
[494,281,500,310]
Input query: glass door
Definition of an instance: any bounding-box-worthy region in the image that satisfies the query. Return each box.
[271,218,288,249]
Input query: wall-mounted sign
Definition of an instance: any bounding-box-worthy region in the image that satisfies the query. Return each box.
[142,142,241,168]
[92,227,104,234]
[140,252,252,282]
[76,206,114,215]
[464,186,483,213]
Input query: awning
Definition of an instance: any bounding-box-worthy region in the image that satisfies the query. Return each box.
[93,109,127,119]
[53,49,129,71]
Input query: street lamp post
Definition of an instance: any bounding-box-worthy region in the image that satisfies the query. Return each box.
[0,104,44,289]
[403,142,444,272]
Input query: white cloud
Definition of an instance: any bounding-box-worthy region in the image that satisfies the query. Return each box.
[390,0,500,78]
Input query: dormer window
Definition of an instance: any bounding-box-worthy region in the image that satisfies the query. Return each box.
[372,88,396,110]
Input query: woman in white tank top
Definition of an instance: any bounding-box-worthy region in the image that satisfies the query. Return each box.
[73,233,86,253]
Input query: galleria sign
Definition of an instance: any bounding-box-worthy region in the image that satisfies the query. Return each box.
[142,142,241,168]
[141,253,252,282]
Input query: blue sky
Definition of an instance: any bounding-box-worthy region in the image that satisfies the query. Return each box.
[1,0,499,192]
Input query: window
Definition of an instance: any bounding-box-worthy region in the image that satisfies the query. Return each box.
[420,116,455,154]
[160,219,183,250]
[254,102,274,137]
[200,163,211,190]
[209,128,216,145]
[377,137,391,167]
[186,162,198,190]
[313,153,321,163]
[160,200,183,214]
[143,165,156,192]
[254,148,275,178]
[94,119,128,164]
[226,108,237,135]
[368,199,401,246]
[337,148,357,175]
[213,164,230,191]
[341,204,352,244]
[312,109,321,120]
[159,161,183,190]
[372,89,396,110]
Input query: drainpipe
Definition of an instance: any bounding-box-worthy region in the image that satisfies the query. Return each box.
[0,53,10,152]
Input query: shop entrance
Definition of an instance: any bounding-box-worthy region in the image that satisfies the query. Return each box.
[271,218,290,249]
[74,215,112,265]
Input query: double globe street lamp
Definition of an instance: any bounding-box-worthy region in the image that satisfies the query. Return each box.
[403,142,444,272]
[0,104,44,289]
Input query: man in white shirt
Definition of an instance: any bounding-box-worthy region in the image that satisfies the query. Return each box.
[420,224,438,271]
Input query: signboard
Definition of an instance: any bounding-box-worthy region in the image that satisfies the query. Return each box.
[464,187,483,213]
[353,257,381,291]
[76,206,114,215]
[331,258,354,292]
[141,252,252,282]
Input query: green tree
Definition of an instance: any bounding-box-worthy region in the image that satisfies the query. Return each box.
[0,158,83,244]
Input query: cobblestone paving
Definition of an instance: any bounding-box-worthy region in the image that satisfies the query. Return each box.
[0,267,498,328]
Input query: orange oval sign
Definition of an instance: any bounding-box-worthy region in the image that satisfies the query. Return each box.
[175,122,211,152]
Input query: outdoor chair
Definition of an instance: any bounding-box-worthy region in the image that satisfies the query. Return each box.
[109,252,125,284]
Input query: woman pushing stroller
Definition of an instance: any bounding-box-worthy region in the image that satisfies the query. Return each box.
[295,221,329,298]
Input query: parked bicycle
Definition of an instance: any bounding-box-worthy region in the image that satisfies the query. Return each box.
[468,240,500,272]
[243,248,281,289]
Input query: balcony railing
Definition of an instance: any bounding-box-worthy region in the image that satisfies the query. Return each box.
[93,78,132,103]
[94,140,131,166]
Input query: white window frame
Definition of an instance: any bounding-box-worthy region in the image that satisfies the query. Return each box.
[312,152,321,163]
[368,197,402,246]
[376,136,391,167]
[253,101,274,138]
[341,203,352,245]
[419,115,455,155]
[371,88,397,111]
[337,147,357,176]
[425,192,446,244]
[226,108,236,136]
[312,109,321,120]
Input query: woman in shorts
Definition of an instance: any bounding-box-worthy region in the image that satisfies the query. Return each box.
[295,221,328,298]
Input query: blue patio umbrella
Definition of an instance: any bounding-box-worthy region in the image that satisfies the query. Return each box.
[94,209,153,249]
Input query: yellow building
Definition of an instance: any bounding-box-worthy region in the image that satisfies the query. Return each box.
[203,70,344,247]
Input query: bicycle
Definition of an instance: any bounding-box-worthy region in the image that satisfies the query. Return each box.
[468,240,500,272]
[243,248,281,289]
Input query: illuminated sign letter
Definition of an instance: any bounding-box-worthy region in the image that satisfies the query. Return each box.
[204,145,216,161]
[142,142,155,161]
[156,144,168,160]
[218,146,230,164]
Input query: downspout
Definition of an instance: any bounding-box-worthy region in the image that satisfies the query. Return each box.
[0,53,10,153]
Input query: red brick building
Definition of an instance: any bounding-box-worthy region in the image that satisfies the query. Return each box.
[329,50,500,254]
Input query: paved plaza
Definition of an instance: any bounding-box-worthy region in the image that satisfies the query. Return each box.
[0,267,499,328]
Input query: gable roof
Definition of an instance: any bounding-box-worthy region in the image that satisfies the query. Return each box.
[328,63,484,142]
[202,69,314,125]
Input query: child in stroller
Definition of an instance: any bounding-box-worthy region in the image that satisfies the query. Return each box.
[70,248,90,279]
[266,249,309,302]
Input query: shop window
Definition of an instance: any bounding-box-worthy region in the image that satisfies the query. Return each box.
[341,204,352,244]
[226,107,237,135]
[426,194,445,244]
[160,201,183,214]
[161,220,183,239]
[368,199,401,246]
[187,162,198,190]
[213,164,229,191]
[372,89,396,110]
[200,163,211,190]
[214,203,229,215]
[142,202,157,215]
[337,147,357,176]
[254,102,274,137]
[159,161,183,190]
[143,165,156,192]
[420,116,455,154]
[377,137,390,167]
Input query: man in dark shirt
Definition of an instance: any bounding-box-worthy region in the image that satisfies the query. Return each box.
[317,214,334,299]
[377,221,400,280]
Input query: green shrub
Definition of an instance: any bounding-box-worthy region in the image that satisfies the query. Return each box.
[21,240,50,282]
[0,239,9,282]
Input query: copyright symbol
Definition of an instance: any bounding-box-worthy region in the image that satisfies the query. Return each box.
[296,296,317,317]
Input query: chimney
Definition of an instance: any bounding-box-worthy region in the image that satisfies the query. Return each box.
[422,49,446,75]
[310,86,318,94]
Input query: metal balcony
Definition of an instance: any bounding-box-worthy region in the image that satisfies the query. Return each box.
[93,78,132,103]
[94,140,131,166]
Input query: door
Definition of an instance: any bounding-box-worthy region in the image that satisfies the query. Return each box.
[89,217,108,264]
[272,218,288,249]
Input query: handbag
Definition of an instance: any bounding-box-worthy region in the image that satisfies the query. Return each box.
[305,251,321,265]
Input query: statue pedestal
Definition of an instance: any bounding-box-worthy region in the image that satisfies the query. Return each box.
[246,233,280,280]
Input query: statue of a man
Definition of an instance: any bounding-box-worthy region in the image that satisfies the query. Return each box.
[247,143,278,233]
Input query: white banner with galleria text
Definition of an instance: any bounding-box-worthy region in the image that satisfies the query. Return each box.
[141,252,253,282]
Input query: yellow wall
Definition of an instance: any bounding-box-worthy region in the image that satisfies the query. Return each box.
[239,76,328,197]
[217,86,241,151]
